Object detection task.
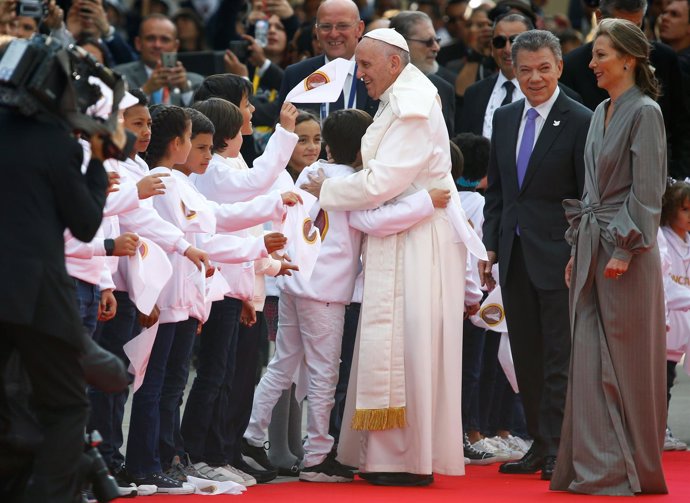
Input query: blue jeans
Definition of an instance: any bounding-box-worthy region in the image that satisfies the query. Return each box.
[88,291,137,469]
[181,298,242,465]
[126,319,197,477]
[73,277,100,337]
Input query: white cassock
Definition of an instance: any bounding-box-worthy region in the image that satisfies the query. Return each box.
[320,63,467,476]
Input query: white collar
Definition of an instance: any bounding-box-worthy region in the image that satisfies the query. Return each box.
[522,86,560,120]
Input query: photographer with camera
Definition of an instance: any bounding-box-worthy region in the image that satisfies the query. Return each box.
[114,13,203,106]
[0,74,127,503]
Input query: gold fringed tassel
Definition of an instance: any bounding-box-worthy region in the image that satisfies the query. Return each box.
[351,407,407,431]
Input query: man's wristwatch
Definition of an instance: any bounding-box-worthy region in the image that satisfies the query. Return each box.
[104,238,115,256]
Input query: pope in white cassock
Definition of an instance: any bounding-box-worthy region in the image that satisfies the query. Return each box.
[304,28,483,486]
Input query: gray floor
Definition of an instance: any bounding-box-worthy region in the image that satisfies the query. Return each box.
[122,360,690,457]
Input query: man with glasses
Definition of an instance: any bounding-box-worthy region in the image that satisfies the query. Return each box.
[276,0,378,119]
[390,10,457,135]
[438,0,469,67]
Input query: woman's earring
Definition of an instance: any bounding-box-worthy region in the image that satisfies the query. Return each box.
[624,64,628,71]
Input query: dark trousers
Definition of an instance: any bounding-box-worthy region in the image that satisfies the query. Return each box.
[126,319,197,477]
[159,318,198,469]
[0,323,88,503]
[181,298,242,465]
[666,360,677,410]
[462,319,486,432]
[88,291,137,469]
[227,312,266,465]
[502,237,571,457]
[329,302,360,442]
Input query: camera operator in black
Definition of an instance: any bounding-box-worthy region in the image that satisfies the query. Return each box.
[0,104,115,502]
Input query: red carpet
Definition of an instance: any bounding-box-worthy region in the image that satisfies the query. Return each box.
[150,452,689,502]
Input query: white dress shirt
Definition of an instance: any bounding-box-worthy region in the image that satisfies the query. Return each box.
[515,86,561,159]
[483,71,523,140]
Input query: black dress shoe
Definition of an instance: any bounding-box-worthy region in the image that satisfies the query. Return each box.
[359,472,434,486]
[498,450,545,474]
[540,456,556,480]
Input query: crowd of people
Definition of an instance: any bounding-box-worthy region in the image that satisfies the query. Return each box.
[0,0,688,501]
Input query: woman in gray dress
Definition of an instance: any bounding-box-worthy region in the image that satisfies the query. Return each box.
[550,19,668,495]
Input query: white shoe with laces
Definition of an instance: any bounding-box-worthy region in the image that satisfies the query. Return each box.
[470,438,511,461]
[216,465,257,486]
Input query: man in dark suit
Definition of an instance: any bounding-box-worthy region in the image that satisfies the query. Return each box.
[114,14,204,106]
[0,109,110,502]
[459,13,533,136]
[480,30,592,481]
[560,0,690,177]
[390,10,457,135]
[276,0,378,118]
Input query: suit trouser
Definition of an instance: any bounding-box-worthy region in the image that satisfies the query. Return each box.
[0,322,88,503]
[245,293,345,467]
[502,237,571,457]
[329,301,360,442]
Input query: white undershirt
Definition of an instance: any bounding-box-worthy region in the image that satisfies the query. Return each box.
[483,71,523,140]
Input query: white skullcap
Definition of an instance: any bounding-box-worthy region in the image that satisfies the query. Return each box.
[363,28,409,52]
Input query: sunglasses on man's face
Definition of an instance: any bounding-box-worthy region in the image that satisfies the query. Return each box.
[492,34,519,49]
[407,36,442,48]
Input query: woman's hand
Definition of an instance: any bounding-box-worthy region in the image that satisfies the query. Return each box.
[604,257,629,280]
[565,256,574,288]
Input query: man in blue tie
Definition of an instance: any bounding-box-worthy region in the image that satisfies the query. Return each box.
[479,30,592,481]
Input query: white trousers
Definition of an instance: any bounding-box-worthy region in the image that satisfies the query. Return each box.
[244,293,345,467]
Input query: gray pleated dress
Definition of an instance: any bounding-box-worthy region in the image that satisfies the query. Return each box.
[550,86,668,495]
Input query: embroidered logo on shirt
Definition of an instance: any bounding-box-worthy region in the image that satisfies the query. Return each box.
[180,201,197,220]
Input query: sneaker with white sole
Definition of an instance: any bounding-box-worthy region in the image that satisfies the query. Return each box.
[135,485,157,496]
[192,462,235,482]
[133,472,195,494]
[471,438,511,461]
[464,434,498,465]
[218,465,257,487]
[299,457,354,483]
[664,427,688,451]
[484,436,523,460]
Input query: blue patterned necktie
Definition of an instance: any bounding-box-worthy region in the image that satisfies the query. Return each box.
[516,108,539,188]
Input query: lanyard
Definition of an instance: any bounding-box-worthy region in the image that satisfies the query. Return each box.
[320,64,358,122]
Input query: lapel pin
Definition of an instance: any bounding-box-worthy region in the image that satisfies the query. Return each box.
[553,120,561,126]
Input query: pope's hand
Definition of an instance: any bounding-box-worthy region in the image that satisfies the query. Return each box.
[300,168,326,199]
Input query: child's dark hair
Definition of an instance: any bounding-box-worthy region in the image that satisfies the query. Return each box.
[661,180,690,227]
[125,88,149,109]
[191,98,243,152]
[186,108,215,139]
[449,141,464,181]
[296,110,320,128]
[321,109,372,166]
[145,105,190,168]
[452,133,490,185]
[194,74,253,106]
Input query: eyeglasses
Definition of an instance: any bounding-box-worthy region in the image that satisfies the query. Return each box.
[492,34,520,49]
[315,22,358,33]
[406,37,442,48]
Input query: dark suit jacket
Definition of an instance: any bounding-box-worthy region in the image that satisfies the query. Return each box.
[459,73,583,135]
[482,92,592,290]
[562,40,690,177]
[113,60,205,106]
[0,111,108,348]
[276,55,379,118]
[428,73,456,136]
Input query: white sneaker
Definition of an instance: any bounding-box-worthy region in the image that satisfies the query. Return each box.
[470,438,511,461]
[135,485,157,496]
[485,436,523,460]
[191,462,236,482]
[504,435,532,454]
[216,465,257,487]
[117,483,137,497]
[665,428,688,451]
